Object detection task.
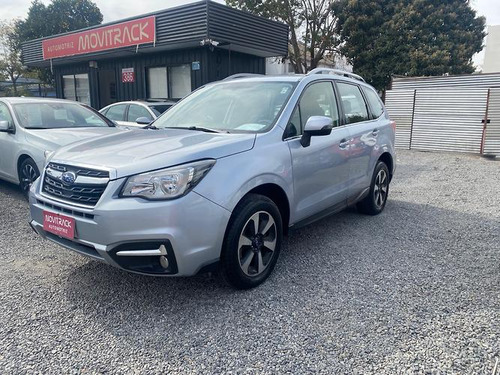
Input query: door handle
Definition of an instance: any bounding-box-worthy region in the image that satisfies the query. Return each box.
[372,129,380,136]
[339,139,349,149]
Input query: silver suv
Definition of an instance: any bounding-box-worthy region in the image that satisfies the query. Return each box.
[29,69,396,289]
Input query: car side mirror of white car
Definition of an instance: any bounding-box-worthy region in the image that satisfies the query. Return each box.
[0,120,13,133]
[300,116,333,147]
[136,117,152,125]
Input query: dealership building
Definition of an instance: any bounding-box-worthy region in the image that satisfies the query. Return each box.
[21,1,288,110]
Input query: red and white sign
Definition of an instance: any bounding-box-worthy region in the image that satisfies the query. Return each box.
[43,211,75,240]
[122,68,135,83]
[42,16,156,60]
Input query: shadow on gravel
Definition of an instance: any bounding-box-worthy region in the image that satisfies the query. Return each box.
[63,198,500,350]
[0,180,24,201]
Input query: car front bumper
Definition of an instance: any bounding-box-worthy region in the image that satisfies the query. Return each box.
[29,178,231,276]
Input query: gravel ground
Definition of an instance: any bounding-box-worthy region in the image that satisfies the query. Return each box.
[0,150,499,374]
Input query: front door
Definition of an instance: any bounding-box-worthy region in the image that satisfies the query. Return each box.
[0,102,18,181]
[286,81,350,222]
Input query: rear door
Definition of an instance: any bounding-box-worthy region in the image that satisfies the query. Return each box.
[286,81,350,222]
[336,82,384,200]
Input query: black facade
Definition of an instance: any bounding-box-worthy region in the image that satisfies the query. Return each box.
[21,1,288,109]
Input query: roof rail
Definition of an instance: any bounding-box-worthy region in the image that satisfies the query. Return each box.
[307,68,365,82]
[222,73,264,81]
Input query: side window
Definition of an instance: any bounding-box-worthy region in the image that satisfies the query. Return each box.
[127,105,153,122]
[0,103,14,127]
[286,81,339,137]
[362,87,385,118]
[105,104,127,121]
[337,82,370,124]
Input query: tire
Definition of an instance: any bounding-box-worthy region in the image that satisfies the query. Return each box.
[220,194,283,289]
[357,160,390,215]
[19,158,40,201]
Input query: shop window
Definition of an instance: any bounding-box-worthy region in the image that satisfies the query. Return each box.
[170,65,191,99]
[62,74,90,106]
[147,65,192,100]
[148,67,168,99]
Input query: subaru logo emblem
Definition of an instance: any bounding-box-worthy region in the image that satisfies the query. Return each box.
[61,171,76,185]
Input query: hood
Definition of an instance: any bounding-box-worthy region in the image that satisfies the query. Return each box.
[25,127,122,151]
[50,128,256,179]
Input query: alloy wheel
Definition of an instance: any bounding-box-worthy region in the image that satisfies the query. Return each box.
[238,211,277,276]
[21,163,38,194]
[373,169,388,208]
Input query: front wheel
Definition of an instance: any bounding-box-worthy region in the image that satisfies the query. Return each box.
[19,158,40,200]
[220,194,283,289]
[357,161,390,215]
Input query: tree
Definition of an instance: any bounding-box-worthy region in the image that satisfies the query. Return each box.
[226,0,340,73]
[0,21,27,95]
[15,0,103,84]
[334,0,486,91]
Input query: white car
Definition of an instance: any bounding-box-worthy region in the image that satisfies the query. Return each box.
[99,100,176,127]
[0,97,120,198]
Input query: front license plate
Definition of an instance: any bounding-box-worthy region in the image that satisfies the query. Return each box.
[43,211,75,240]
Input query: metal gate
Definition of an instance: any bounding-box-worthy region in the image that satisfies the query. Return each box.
[482,88,500,155]
[385,90,415,149]
[411,88,489,153]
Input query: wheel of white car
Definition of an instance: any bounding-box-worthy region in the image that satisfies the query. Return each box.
[19,158,40,200]
[221,194,283,289]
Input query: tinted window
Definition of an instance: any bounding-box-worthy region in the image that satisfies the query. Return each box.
[128,105,153,122]
[363,87,385,118]
[105,104,126,121]
[286,81,339,137]
[337,83,369,124]
[0,103,13,126]
[13,103,109,129]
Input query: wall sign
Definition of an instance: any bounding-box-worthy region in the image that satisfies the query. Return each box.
[42,16,156,60]
[192,61,201,71]
[121,68,135,83]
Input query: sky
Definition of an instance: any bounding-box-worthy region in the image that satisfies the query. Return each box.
[0,0,499,67]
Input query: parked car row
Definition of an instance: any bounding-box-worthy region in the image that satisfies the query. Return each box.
[0,69,396,289]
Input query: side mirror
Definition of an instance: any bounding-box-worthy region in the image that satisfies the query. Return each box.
[0,120,13,133]
[136,117,152,125]
[300,116,333,147]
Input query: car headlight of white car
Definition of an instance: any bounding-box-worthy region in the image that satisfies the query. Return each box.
[120,159,216,200]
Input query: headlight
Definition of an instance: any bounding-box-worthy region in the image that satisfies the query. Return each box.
[120,159,216,200]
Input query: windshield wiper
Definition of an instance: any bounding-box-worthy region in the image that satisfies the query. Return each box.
[173,126,229,134]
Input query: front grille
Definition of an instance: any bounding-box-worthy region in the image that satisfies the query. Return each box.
[42,163,109,207]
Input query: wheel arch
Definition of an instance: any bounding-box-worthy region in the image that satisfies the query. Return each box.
[378,152,394,180]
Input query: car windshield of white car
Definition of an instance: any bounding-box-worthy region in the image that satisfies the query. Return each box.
[153,81,297,133]
[13,103,110,129]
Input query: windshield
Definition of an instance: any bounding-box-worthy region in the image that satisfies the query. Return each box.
[13,102,111,129]
[153,81,297,133]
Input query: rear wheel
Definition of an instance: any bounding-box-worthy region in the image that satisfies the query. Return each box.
[357,161,390,215]
[19,158,40,200]
[221,194,283,289]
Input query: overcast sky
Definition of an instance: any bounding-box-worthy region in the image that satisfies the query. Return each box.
[1,0,498,67]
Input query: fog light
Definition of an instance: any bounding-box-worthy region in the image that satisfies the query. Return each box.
[159,255,169,269]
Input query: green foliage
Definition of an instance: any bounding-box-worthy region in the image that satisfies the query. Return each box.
[226,0,340,73]
[0,21,27,95]
[15,0,103,84]
[334,0,486,91]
